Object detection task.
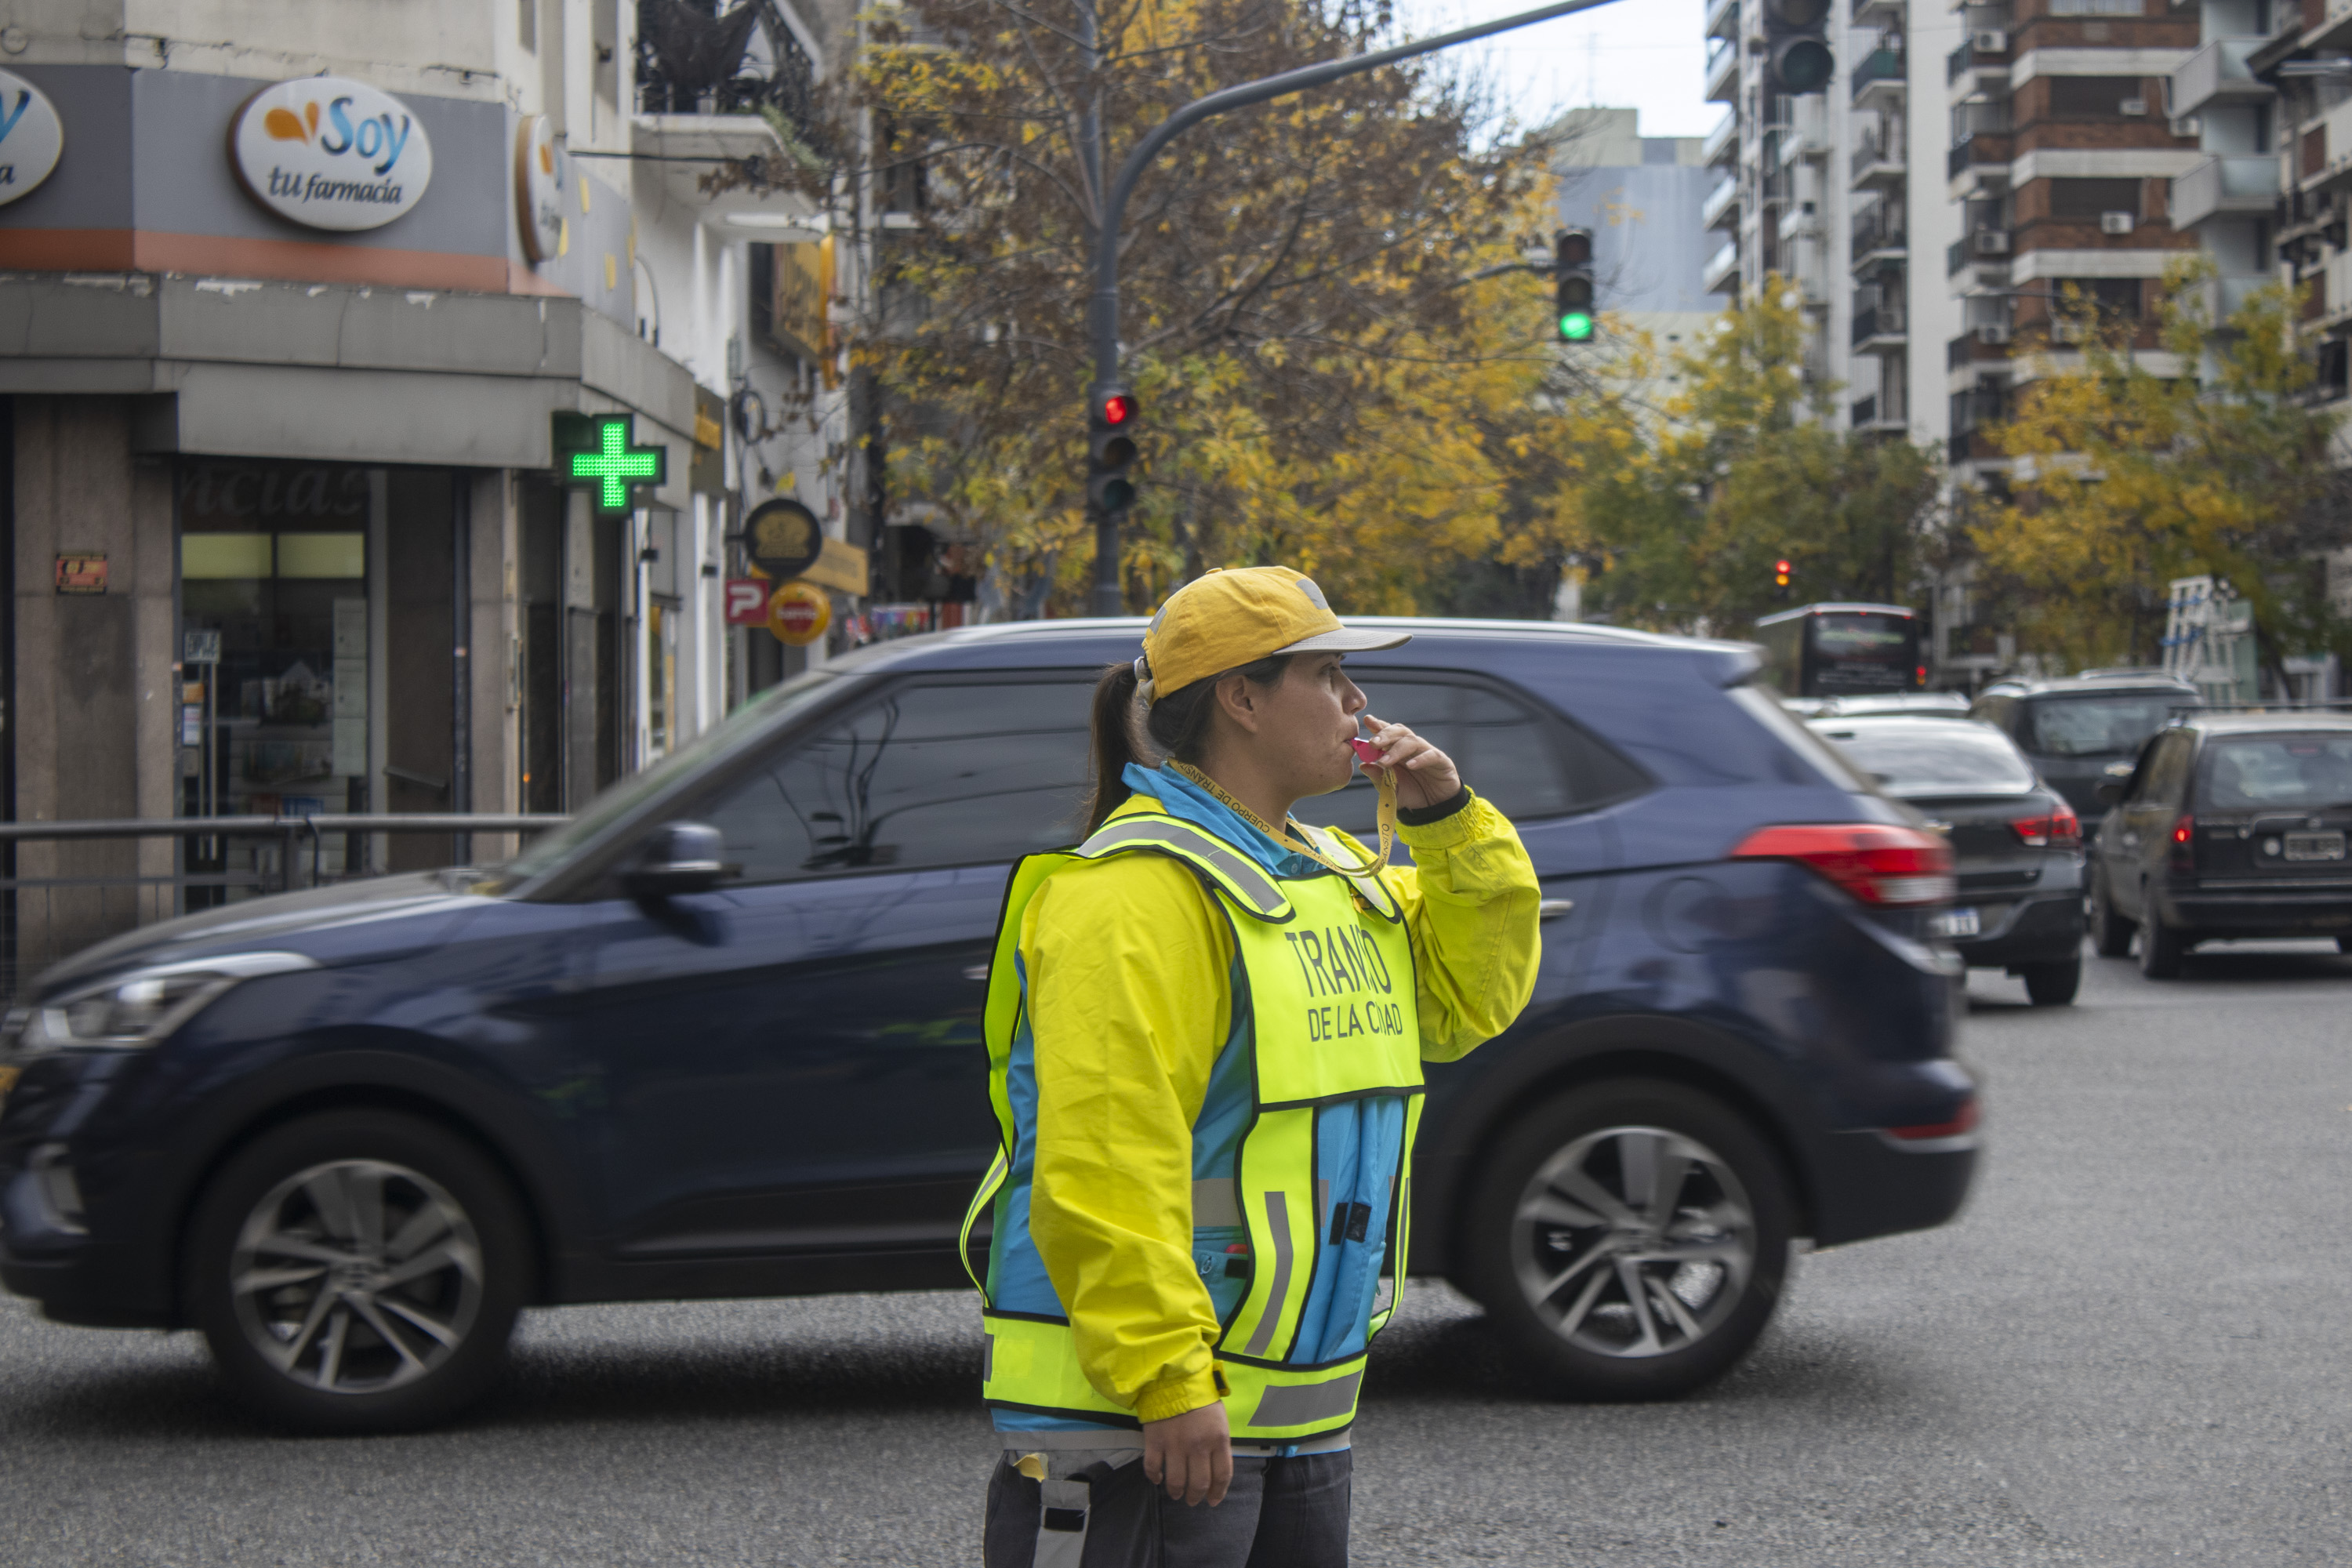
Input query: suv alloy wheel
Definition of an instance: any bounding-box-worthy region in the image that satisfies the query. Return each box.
[186,1109,532,1433]
[1460,1080,1792,1400]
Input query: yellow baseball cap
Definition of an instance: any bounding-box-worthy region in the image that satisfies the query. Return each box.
[1137,567,1409,702]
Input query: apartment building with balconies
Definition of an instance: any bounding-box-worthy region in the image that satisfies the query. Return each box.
[1704,0,1854,389]
[2251,1,2352,421]
[1944,0,2204,484]
[1702,5,1964,445]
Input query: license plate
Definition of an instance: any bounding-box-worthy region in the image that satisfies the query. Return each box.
[2285,832,2347,862]
[1930,908,1980,938]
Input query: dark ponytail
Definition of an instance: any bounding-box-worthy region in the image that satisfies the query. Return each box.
[1080,653,1294,836]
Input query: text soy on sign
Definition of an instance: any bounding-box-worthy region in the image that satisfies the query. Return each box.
[230,76,434,232]
[0,69,63,209]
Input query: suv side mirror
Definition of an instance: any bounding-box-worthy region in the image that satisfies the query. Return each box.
[624,822,736,898]
[2094,780,2126,806]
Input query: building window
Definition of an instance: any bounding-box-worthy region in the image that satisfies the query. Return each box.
[2054,278,2143,319]
[2044,77,2147,119]
[2048,178,2143,220]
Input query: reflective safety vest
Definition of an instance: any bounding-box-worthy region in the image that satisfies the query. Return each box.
[960,806,1425,1443]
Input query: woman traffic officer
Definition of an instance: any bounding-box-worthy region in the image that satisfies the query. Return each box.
[961,566,1542,1566]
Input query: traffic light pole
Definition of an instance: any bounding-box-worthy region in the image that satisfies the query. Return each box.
[1083,0,1628,615]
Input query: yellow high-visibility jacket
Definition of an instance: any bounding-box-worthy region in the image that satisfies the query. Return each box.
[1018,783,1541,1423]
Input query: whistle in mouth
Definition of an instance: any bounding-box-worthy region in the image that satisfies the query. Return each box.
[1349,738,1385,766]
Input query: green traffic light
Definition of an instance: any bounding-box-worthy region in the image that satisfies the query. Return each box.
[1559,311,1595,343]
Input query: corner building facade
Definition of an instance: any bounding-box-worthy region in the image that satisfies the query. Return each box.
[0,0,871,953]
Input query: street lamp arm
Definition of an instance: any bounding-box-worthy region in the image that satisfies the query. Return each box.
[1089,0,1623,369]
[1083,0,1628,613]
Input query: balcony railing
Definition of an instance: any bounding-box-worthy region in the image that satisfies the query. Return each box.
[1851,48,1905,100]
[1704,110,1737,169]
[1946,38,2011,85]
[1703,176,1740,231]
[1705,0,1738,41]
[2169,154,2281,228]
[637,0,822,151]
[1852,306,1906,346]
[2169,36,2269,119]
[1851,132,1905,183]
[1948,132,2013,181]
[1852,395,1878,427]
[1704,239,1740,294]
[1852,220,1907,263]
[1707,36,1739,103]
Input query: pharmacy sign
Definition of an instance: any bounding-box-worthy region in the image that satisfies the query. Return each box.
[556,413,666,516]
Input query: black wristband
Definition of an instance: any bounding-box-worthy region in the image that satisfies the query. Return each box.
[1396,786,1472,827]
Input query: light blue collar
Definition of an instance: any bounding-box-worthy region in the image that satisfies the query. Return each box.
[1120,761,1323,879]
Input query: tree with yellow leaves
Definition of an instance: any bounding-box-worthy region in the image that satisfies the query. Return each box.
[1519,279,1945,633]
[1979,256,2350,674]
[847,0,1566,615]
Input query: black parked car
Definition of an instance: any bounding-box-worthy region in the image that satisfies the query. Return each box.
[2089,713,2352,978]
[1969,673,2201,828]
[1809,715,2087,1005]
[0,620,1978,1432]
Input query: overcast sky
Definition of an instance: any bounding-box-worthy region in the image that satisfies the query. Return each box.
[1387,0,1718,139]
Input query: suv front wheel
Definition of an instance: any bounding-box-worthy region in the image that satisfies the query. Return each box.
[185,1109,532,1434]
[1459,1080,1792,1401]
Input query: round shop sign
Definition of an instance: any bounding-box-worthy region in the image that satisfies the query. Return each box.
[515,114,568,264]
[230,75,434,231]
[743,498,823,580]
[0,69,64,208]
[768,581,831,648]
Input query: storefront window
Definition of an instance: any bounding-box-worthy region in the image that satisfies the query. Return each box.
[180,463,372,899]
[177,461,462,898]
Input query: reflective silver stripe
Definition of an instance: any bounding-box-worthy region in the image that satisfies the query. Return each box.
[1248,1370,1364,1429]
[1192,1178,1241,1228]
[1243,1189,1294,1356]
[1296,823,1396,917]
[982,1331,994,1382]
[1076,818,1290,920]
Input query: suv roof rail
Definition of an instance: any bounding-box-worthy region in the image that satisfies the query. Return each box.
[2174,699,2352,715]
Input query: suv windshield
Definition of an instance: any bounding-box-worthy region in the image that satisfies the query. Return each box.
[1812,722,2034,796]
[2202,734,2352,811]
[495,670,843,887]
[2021,691,2190,757]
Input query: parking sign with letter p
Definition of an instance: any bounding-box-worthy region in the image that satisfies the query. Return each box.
[724,578,772,626]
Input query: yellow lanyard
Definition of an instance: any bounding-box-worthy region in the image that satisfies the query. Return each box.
[1169,761,1396,878]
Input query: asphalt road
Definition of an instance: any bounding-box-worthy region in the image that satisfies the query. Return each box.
[2,939,2347,1566]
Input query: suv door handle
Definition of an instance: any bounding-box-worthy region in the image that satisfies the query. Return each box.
[963,964,991,982]
[1538,899,1575,921]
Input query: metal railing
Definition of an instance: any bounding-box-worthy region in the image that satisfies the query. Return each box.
[0,814,568,1004]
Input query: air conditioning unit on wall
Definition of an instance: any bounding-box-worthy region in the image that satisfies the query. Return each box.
[2172,115,2203,139]
[1974,230,2010,254]
[1973,30,2007,52]
[2119,97,2149,116]
[1977,324,2011,346]
[2101,211,2136,234]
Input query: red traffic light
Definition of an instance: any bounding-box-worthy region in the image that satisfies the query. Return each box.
[1773,559,1792,587]
[1100,392,1135,427]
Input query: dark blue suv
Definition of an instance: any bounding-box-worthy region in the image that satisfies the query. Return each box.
[0,620,1977,1432]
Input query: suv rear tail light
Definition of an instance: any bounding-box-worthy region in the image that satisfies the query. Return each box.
[2010,803,2081,850]
[1731,823,1956,907]
[1884,1098,1980,1142]
[2169,812,2196,873]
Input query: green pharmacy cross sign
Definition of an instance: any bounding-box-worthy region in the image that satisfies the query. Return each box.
[557,413,666,515]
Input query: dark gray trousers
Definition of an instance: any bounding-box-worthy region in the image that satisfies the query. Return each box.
[983,1450,1351,1568]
